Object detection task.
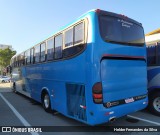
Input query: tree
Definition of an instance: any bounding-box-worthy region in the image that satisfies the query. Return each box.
[0,48,16,74]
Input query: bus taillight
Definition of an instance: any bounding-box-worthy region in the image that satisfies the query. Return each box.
[93,94,102,99]
[92,82,103,104]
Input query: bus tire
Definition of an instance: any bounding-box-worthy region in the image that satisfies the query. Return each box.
[2,80,5,83]
[13,83,17,93]
[148,92,160,116]
[42,93,51,113]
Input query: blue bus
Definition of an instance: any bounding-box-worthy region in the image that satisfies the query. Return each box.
[10,9,148,125]
[147,42,160,116]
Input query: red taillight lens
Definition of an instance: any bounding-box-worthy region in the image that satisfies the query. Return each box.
[92,82,102,94]
[92,82,103,104]
[93,94,102,99]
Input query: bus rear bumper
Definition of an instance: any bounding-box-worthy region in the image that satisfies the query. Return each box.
[87,97,148,125]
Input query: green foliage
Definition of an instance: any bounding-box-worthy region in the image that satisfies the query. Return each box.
[0,48,16,68]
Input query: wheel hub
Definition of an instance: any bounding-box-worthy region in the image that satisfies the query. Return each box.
[153,97,160,112]
[44,95,49,108]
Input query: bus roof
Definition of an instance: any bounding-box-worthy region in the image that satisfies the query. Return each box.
[13,9,143,57]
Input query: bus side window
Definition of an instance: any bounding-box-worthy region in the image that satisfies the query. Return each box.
[147,47,151,66]
[21,53,25,66]
[19,54,21,66]
[157,43,160,65]
[63,22,85,58]
[74,22,84,45]
[65,28,73,48]
[34,45,40,63]
[24,51,27,65]
[55,34,63,59]
[147,46,156,66]
[47,38,54,61]
[14,57,16,67]
[17,55,20,67]
[27,50,31,65]
[16,56,18,67]
[63,28,74,57]
[30,48,34,64]
[40,43,46,62]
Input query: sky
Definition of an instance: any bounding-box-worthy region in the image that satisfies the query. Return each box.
[0,0,159,54]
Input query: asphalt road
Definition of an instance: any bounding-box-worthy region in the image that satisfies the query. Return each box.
[0,83,160,135]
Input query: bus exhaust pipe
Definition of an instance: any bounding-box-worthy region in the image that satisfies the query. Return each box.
[109,117,116,122]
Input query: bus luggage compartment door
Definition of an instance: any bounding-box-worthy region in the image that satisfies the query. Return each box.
[100,58,147,104]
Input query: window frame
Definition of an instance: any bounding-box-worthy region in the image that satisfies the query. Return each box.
[15,56,18,67]
[63,21,85,50]
[47,37,54,61]
[17,55,20,67]
[40,42,46,62]
[73,21,85,46]
[26,49,31,65]
[20,52,25,66]
[30,48,34,64]
[34,44,40,63]
[13,57,16,67]
[64,27,74,48]
[147,42,159,66]
[54,33,63,59]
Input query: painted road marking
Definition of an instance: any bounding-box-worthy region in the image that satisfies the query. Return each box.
[127,115,160,126]
[0,93,39,135]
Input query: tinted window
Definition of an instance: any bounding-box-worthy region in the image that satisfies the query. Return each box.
[74,23,84,44]
[157,43,160,65]
[26,50,30,64]
[30,48,34,64]
[24,51,27,65]
[55,34,62,59]
[15,56,18,66]
[20,53,25,66]
[17,55,20,67]
[40,43,46,62]
[14,57,16,67]
[99,16,145,45]
[34,45,40,63]
[147,45,156,65]
[47,38,54,61]
[63,22,85,57]
[65,28,73,47]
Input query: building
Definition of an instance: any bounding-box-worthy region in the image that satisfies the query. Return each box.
[145,28,160,45]
[0,44,13,50]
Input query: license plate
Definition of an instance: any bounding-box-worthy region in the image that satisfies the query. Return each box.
[125,97,134,103]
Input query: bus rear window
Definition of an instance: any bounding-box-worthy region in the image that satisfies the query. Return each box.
[99,16,145,46]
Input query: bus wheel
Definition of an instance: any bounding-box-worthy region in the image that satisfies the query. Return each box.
[13,83,17,93]
[42,93,51,112]
[149,92,160,116]
[2,80,5,83]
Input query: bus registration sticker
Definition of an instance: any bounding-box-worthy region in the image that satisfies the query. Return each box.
[125,98,134,103]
